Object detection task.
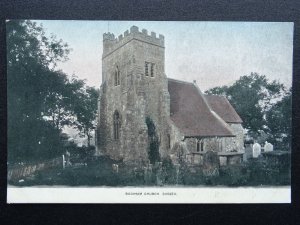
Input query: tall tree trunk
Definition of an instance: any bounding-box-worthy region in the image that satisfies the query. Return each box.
[87,130,91,147]
[56,108,61,130]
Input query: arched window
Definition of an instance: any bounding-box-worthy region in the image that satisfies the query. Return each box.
[167,134,171,149]
[113,111,121,140]
[114,66,120,86]
[196,141,200,152]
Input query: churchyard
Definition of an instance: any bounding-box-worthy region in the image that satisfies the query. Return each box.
[8,142,290,187]
[7,20,292,189]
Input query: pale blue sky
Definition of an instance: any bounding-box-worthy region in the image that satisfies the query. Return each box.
[35,20,293,91]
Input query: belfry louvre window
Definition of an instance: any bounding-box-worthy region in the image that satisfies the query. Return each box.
[145,62,149,76]
[150,63,155,77]
[113,111,120,140]
[114,66,120,86]
[145,62,155,77]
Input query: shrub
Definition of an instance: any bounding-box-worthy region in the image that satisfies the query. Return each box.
[219,164,250,186]
[161,157,177,185]
[145,117,160,164]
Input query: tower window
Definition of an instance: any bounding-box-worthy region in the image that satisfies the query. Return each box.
[113,111,121,140]
[145,61,155,77]
[114,66,120,86]
[150,63,155,77]
[145,62,155,77]
[145,62,149,76]
[167,134,171,149]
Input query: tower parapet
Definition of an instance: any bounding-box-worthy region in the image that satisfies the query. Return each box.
[103,25,165,57]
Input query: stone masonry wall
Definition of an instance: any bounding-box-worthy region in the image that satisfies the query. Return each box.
[96,26,244,165]
[183,123,244,155]
[96,26,171,164]
[223,123,244,152]
[169,123,244,165]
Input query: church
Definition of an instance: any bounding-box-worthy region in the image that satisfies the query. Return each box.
[95,26,244,166]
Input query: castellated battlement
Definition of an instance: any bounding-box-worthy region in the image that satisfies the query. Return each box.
[103,25,165,57]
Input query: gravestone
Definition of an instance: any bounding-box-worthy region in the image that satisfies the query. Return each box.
[219,156,227,166]
[65,151,71,166]
[174,163,180,185]
[112,164,119,173]
[62,154,66,169]
[264,142,273,152]
[143,164,153,184]
[244,144,253,161]
[148,164,153,173]
[155,162,163,186]
[133,167,138,177]
[143,166,149,184]
[202,151,219,177]
[252,143,261,158]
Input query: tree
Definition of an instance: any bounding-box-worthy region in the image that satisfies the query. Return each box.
[7,20,71,162]
[205,73,287,139]
[72,85,99,147]
[266,88,292,150]
[40,72,89,132]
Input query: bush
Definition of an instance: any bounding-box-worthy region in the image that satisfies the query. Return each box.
[182,169,206,185]
[219,164,250,186]
[161,157,176,185]
[245,158,290,186]
[145,117,160,164]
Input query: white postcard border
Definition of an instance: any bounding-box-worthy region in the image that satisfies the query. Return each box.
[7,186,291,203]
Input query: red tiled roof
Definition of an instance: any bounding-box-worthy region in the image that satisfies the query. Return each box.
[205,95,243,123]
[168,79,235,137]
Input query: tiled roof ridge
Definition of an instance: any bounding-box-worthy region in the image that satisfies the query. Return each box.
[167,78,194,85]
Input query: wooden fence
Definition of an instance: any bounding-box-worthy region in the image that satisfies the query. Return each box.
[7,156,63,182]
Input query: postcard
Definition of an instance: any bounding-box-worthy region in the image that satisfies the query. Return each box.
[7,20,293,203]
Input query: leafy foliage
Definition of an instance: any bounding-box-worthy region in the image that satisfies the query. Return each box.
[7,20,72,162]
[71,85,99,146]
[206,73,290,147]
[145,117,160,164]
[7,20,99,162]
[266,88,292,149]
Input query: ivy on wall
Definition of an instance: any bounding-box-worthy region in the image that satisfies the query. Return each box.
[145,117,160,164]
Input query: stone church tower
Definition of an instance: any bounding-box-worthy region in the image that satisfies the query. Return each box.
[96,26,171,164]
[96,26,244,167]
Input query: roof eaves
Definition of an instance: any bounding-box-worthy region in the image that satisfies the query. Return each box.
[184,134,236,139]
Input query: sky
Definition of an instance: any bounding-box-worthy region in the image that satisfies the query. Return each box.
[35,20,294,91]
